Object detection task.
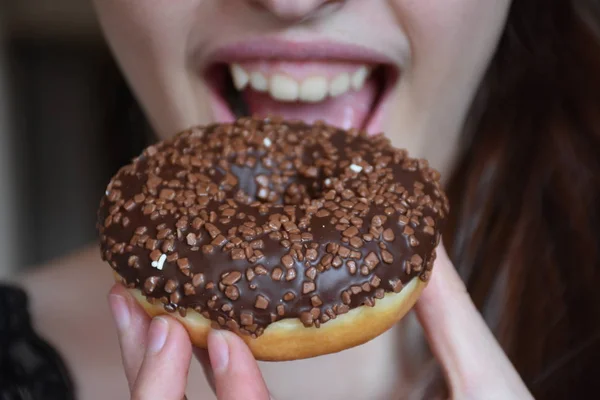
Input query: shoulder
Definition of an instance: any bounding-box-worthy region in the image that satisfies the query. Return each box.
[15,245,114,312]
[11,245,130,400]
[15,245,118,372]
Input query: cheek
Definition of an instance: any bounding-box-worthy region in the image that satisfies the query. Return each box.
[92,0,198,68]
[92,0,210,137]
[383,0,511,174]
[393,0,511,92]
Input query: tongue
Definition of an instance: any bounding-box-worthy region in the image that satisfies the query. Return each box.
[242,78,378,130]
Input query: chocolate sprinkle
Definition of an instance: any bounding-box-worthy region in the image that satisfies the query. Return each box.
[98,117,448,336]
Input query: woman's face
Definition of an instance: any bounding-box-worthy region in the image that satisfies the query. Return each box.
[93,0,511,175]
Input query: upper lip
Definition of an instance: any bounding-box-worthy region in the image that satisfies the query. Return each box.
[204,37,398,67]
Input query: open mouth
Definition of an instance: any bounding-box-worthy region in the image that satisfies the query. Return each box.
[205,56,399,132]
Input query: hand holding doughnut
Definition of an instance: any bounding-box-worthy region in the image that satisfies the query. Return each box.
[413,244,533,399]
[99,117,449,361]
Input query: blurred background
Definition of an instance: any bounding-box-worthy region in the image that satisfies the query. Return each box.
[0,0,152,277]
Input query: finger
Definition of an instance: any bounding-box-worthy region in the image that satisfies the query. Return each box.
[194,347,217,394]
[108,284,152,389]
[131,316,192,400]
[208,329,271,400]
[414,244,531,397]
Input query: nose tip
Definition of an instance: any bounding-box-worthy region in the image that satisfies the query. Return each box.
[251,0,343,21]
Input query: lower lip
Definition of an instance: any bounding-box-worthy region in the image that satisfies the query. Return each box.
[205,65,399,134]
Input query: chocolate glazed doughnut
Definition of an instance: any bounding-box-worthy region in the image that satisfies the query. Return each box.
[98,117,449,361]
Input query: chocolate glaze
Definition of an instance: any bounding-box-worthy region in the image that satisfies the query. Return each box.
[98,117,449,337]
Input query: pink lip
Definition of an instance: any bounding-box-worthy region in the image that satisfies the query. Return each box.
[206,37,397,66]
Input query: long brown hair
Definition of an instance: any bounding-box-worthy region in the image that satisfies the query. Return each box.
[443,0,600,398]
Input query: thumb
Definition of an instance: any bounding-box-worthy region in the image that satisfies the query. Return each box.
[208,329,272,400]
[414,244,531,398]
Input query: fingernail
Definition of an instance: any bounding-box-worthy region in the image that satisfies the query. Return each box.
[108,294,130,332]
[208,330,229,373]
[147,317,169,354]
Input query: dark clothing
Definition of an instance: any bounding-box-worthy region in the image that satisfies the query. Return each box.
[0,284,75,400]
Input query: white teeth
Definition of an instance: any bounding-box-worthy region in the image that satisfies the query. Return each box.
[230,64,249,90]
[351,66,369,90]
[270,74,299,102]
[230,64,371,103]
[299,76,328,102]
[250,71,268,92]
[329,73,351,97]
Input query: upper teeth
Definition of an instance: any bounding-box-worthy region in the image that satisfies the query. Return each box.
[249,71,268,92]
[230,64,371,103]
[231,64,249,91]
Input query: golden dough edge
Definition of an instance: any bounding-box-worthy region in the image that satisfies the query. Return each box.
[113,272,426,361]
